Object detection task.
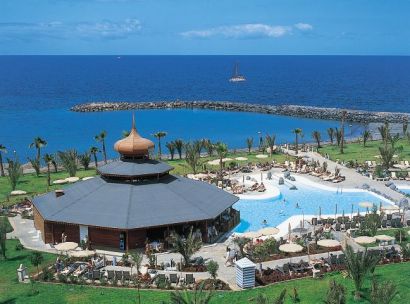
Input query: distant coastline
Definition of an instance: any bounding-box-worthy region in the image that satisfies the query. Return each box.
[71,101,410,123]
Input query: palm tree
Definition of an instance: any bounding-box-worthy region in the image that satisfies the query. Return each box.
[174,139,184,160]
[324,279,346,304]
[168,227,202,267]
[50,154,58,173]
[339,110,347,154]
[79,152,91,170]
[89,146,99,168]
[335,128,342,147]
[184,142,201,174]
[378,122,391,146]
[203,139,214,157]
[27,157,40,176]
[343,245,381,300]
[265,134,276,156]
[362,130,372,147]
[165,283,213,304]
[43,154,54,187]
[0,144,6,177]
[7,156,22,191]
[29,137,47,160]
[153,131,167,159]
[370,279,397,304]
[312,130,321,148]
[165,142,176,160]
[130,252,143,304]
[30,251,44,277]
[246,137,254,154]
[255,289,286,304]
[292,128,303,155]
[327,128,335,145]
[58,150,78,177]
[95,131,107,164]
[403,119,408,138]
[232,236,251,258]
[214,142,228,182]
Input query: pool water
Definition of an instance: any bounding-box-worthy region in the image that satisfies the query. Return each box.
[397,187,410,195]
[233,181,390,233]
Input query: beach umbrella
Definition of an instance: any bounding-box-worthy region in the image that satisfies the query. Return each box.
[359,202,374,209]
[54,242,78,251]
[279,243,303,253]
[222,158,233,162]
[317,239,341,257]
[235,157,248,161]
[82,176,94,181]
[207,159,220,166]
[288,223,291,241]
[354,236,376,245]
[53,179,67,185]
[374,235,394,242]
[318,206,322,219]
[69,249,95,257]
[351,204,354,220]
[258,227,280,236]
[242,231,262,239]
[256,154,268,159]
[65,177,80,183]
[10,190,27,196]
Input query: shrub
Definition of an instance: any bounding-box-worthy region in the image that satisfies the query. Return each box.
[394,229,408,242]
[39,267,54,282]
[15,243,24,251]
[207,260,219,280]
[57,273,67,283]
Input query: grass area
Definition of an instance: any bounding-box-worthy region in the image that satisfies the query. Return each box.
[165,151,292,176]
[0,169,97,208]
[1,239,409,303]
[318,139,410,164]
[0,151,292,207]
[0,216,13,233]
[375,227,410,244]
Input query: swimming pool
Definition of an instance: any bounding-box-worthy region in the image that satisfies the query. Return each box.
[233,178,391,233]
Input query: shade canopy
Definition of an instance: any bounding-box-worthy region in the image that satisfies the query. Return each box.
[242,231,262,239]
[54,242,78,251]
[317,239,341,248]
[235,157,248,161]
[359,202,374,208]
[53,179,67,185]
[10,190,27,196]
[256,154,268,159]
[279,243,303,253]
[65,177,80,183]
[374,235,395,241]
[222,158,233,162]
[258,227,279,236]
[82,176,94,181]
[207,159,221,166]
[69,249,95,257]
[354,236,376,244]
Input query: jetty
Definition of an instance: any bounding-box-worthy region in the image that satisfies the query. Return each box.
[71,101,410,123]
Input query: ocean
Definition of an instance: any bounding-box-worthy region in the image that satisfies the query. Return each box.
[0,55,409,160]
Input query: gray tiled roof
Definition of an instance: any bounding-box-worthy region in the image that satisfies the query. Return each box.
[98,159,173,177]
[32,175,238,229]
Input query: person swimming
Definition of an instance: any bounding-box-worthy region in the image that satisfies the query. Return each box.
[262,219,267,225]
[296,202,300,209]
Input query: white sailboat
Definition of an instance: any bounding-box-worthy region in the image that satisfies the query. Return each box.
[229,63,246,82]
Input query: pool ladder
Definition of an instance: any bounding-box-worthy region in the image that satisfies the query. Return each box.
[336,186,343,194]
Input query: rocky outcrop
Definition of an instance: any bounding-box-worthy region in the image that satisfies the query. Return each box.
[71,101,410,123]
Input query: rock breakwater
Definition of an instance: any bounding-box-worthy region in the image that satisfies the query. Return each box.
[71,101,410,123]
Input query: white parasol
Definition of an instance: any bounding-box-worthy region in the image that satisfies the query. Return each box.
[54,242,78,251]
[354,236,376,244]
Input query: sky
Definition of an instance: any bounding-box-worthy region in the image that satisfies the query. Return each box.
[0,0,409,55]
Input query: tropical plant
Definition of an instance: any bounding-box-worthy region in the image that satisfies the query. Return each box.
[164,282,213,304]
[289,287,300,303]
[339,110,347,153]
[203,139,214,157]
[7,156,22,191]
[29,137,47,160]
[265,134,276,156]
[0,144,6,177]
[292,128,303,155]
[30,251,44,277]
[399,242,410,259]
[131,252,143,304]
[214,142,228,181]
[327,128,335,145]
[232,236,251,257]
[95,131,107,164]
[256,289,287,304]
[165,142,176,160]
[0,218,7,259]
[359,206,382,236]
[323,279,346,304]
[343,245,381,300]
[335,128,342,147]
[174,139,184,160]
[27,157,41,177]
[43,154,54,187]
[378,122,391,146]
[79,152,91,170]
[168,227,202,267]
[362,130,372,147]
[89,146,99,168]
[153,131,167,159]
[58,150,78,177]
[403,119,408,137]
[370,279,398,304]
[185,142,201,174]
[246,137,254,154]
[312,130,321,148]
[207,260,219,280]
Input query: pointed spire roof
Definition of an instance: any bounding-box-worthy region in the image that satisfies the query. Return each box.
[114,114,154,157]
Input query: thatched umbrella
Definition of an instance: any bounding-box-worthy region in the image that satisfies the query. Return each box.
[317,239,341,258]
[54,242,78,252]
[354,236,376,245]
[258,227,280,236]
[279,243,304,263]
[242,231,262,239]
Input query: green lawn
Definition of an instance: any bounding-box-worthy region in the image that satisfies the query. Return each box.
[1,239,409,303]
[0,216,13,233]
[318,139,410,164]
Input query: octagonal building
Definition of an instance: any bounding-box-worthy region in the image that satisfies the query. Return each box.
[32,116,240,250]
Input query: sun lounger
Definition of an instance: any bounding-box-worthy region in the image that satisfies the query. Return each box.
[185,274,195,285]
[169,273,179,285]
[107,270,115,280]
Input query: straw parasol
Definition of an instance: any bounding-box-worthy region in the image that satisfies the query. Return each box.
[69,249,95,257]
[82,176,94,181]
[222,158,233,162]
[359,202,374,208]
[235,157,248,161]
[65,177,80,183]
[54,242,78,251]
[53,179,67,185]
[381,205,399,211]
[10,190,27,196]
[374,235,394,242]
[354,236,376,245]
[256,154,268,159]
[317,239,341,248]
[258,227,280,236]
[242,231,262,239]
[279,243,304,253]
[207,159,220,166]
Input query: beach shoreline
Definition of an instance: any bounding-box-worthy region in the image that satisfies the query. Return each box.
[71,100,410,123]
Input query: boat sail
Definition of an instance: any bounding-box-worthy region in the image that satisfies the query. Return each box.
[229,63,246,82]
